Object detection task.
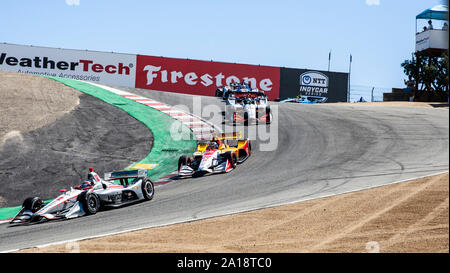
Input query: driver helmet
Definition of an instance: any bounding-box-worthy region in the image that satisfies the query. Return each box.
[214,136,225,148]
[80,179,94,190]
[207,141,219,150]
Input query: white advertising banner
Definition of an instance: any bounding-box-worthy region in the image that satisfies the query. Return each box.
[0,43,136,87]
[415,30,448,52]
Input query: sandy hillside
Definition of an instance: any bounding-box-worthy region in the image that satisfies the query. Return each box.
[0,71,81,207]
[0,70,80,142]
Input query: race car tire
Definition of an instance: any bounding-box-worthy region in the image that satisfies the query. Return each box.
[141,179,155,201]
[237,141,251,163]
[231,153,237,169]
[178,155,191,172]
[244,112,249,126]
[22,197,43,213]
[224,152,237,170]
[78,191,100,215]
[266,107,272,124]
[215,88,223,97]
[223,91,230,100]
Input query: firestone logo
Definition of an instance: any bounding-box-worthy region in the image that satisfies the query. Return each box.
[135,55,281,100]
[143,64,274,91]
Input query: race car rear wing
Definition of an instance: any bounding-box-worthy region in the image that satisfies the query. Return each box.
[104,169,148,181]
[218,132,243,140]
[196,132,244,143]
[232,92,265,98]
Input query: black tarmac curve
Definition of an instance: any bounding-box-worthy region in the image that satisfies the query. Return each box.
[0,87,448,252]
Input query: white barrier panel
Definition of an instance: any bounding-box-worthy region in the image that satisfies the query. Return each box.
[416,29,449,52]
[0,43,136,87]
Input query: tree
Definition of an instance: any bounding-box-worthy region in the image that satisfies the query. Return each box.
[401,51,448,101]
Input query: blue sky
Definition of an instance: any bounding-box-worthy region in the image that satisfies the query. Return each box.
[0,0,447,89]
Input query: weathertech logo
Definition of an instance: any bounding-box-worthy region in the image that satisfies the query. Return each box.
[0,53,131,75]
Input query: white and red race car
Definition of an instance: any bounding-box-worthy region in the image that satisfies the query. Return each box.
[10,168,154,225]
[215,81,259,100]
[225,92,272,125]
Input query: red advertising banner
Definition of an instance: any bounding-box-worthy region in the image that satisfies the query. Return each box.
[135,55,280,100]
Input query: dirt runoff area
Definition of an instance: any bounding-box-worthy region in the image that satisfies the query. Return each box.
[20,172,449,253]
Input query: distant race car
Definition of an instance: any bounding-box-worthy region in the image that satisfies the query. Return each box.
[215,81,260,100]
[225,92,272,125]
[178,132,251,177]
[280,96,327,104]
[10,168,154,225]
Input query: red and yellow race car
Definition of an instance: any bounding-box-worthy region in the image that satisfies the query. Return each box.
[178,132,251,177]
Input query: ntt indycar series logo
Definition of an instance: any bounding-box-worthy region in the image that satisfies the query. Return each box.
[299,71,329,96]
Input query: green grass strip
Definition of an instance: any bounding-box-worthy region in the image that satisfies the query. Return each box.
[0,77,197,221]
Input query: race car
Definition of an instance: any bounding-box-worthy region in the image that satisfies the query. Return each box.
[215,81,260,100]
[215,85,232,99]
[9,168,154,225]
[225,92,272,125]
[280,95,327,104]
[178,132,251,177]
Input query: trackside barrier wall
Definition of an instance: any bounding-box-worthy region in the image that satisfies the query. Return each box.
[0,43,349,102]
[0,43,137,87]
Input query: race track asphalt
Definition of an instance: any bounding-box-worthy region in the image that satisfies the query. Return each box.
[0,87,448,252]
